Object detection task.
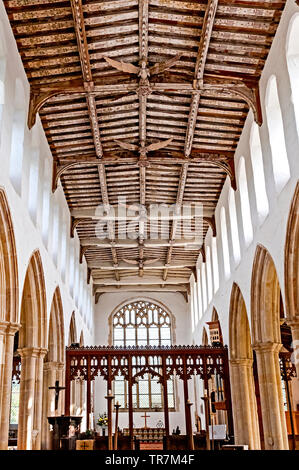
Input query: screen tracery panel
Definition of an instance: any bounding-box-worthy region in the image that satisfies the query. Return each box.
[112,300,174,410]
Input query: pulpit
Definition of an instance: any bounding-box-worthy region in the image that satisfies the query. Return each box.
[48,415,82,450]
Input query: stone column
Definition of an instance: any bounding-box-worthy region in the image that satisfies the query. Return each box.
[229,358,261,449]
[0,321,20,450]
[253,342,289,450]
[32,348,47,450]
[17,347,47,450]
[287,320,299,380]
[41,362,57,450]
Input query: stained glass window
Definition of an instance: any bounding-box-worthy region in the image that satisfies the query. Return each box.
[112,300,174,410]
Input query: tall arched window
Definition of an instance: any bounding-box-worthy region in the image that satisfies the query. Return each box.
[52,203,60,267]
[9,79,25,195]
[206,246,213,303]
[28,148,40,224]
[196,270,203,320]
[41,159,51,247]
[228,188,241,265]
[265,75,290,193]
[286,14,299,137]
[249,123,269,223]
[112,300,174,410]
[211,237,219,293]
[220,207,231,279]
[201,264,208,312]
[238,157,253,246]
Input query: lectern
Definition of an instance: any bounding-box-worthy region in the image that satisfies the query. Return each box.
[48,415,82,450]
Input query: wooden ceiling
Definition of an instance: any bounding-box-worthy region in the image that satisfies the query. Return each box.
[4,0,286,301]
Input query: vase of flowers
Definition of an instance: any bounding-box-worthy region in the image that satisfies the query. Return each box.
[97,412,108,436]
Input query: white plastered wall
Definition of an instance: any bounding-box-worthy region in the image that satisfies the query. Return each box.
[0,2,94,350]
[192,0,299,426]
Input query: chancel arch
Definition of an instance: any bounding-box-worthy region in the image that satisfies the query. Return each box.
[0,189,19,449]
[41,287,65,449]
[17,250,47,450]
[229,283,260,449]
[251,245,289,449]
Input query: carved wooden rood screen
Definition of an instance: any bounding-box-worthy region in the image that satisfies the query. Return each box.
[65,344,233,449]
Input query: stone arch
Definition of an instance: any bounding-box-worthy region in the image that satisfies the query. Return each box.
[68,311,77,346]
[201,327,209,346]
[17,250,47,450]
[42,287,65,449]
[0,188,18,323]
[0,189,19,449]
[228,283,260,449]
[46,287,64,363]
[79,330,84,347]
[285,182,299,322]
[229,284,252,361]
[250,245,288,449]
[284,182,299,380]
[251,244,281,345]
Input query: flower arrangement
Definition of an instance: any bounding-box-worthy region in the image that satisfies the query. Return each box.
[97,412,108,427]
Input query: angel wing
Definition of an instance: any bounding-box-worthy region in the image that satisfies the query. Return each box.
[145,137,173,152]
[149,53,182,76]
[103,56,139,74]
[122,258,139,265]
[114,140,139,152]
[143,257,161,265]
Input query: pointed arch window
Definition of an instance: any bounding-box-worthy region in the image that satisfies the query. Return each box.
[238,157,253,246]
[112,300,174,410]
[265,75,290,193]
[228,188,241,265]
[249,123,269,223]
[220,207,231,279]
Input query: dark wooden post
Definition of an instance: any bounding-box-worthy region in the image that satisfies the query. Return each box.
[183,355,194,449]
[128,355,134,450]
[162,355,170,436]
[186,400,195,450]
[114,401,121,450]
[86,356,91,429]
[105,389,114,450]
[201,393,211,450]
[65,350,71,416]
[106,355,113,450]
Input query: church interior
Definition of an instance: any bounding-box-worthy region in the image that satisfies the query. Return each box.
[0,0,298,452]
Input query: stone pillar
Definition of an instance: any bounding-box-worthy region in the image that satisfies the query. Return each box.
[253,342,289,450]
[229,358,261,449]
[32,348,47,450]
[0,321,20,450]
[41,362,57,450]
[17,347,47,450]
[288,320,299,380]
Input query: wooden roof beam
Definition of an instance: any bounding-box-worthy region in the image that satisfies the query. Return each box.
[163,162,189,281]
[70,0,119,279]
[184,0,219,157]
[94,285,189,294]
[80,238,203,249]
[93,277,191,288]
